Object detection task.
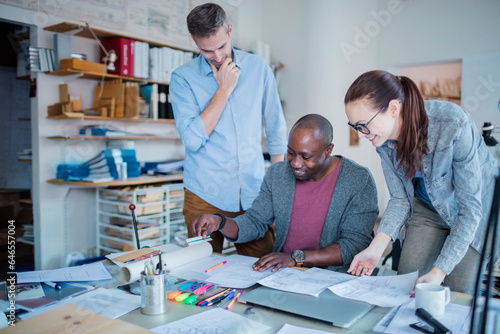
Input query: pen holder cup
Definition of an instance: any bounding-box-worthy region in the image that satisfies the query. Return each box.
[140,271,167,315]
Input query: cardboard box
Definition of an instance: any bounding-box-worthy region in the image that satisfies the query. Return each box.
[60,58,106,74]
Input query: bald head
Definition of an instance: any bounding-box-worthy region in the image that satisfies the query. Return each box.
[290,114,333,148]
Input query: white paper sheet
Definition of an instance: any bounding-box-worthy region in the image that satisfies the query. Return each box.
[19,287,140,320]
[328,271,418,307]
[384,299,470,334]
[276,323,334,334]
[69,287,141,319]
[150,308,271,334]
[202,254,277,289]
[258,267,355,297]
[168,254,228,282]
[17,262,112,283]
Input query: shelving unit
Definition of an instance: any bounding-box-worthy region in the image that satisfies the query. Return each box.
[38,21,190,261]
[47,135,180,140]
[47,174,183,187]
[96,183,185,254]
[44,22,193,53]
[46,115,175,123]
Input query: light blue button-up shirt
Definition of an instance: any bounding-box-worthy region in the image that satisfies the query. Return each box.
[170,48,287,212]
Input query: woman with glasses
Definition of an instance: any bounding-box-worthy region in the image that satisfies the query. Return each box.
[344,70,497,293]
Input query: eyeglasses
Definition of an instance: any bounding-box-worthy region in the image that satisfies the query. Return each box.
[348,104,388,135]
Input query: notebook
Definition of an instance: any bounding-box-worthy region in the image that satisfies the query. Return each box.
[238,286,373,328]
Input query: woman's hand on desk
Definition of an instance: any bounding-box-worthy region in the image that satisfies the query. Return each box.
[252,252,295,272]
[348,232,391,276]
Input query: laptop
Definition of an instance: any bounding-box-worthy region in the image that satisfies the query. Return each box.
[238,286,373,328]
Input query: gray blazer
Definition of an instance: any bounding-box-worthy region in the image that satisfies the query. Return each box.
[233,157,379,272]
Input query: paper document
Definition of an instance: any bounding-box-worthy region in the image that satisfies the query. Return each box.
[150,308,271,334]
[19,287,140,320]
[203,254,278,288]
[170,253,277,288]
[258,267,355,297]
[17,262,112,283]
[68,288,141,319]
[385,299,470,333]
[328,271,418,307]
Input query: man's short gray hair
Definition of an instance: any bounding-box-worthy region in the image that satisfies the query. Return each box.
[187,2,229,38]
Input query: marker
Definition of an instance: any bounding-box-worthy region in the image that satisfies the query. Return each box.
[225,290,242,310]
[193,284,214,295]
[44,281,61,290]
[204,261,227,273]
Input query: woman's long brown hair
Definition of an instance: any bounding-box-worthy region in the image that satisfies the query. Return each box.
[344,70,428,178]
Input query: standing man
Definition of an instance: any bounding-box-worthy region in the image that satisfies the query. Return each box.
[170,3,287,257]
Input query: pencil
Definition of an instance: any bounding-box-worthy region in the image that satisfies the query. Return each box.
[225,290,242,310]
[204,261,227,273]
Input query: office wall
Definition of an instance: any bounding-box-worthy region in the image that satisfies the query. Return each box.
[251,0,500,216]
[254,0,386,211]
[376,0,500,133]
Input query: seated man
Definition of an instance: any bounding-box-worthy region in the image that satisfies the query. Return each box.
[191,114,379,272]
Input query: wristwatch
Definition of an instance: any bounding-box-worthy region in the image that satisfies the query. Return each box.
[291,250,305,267]
[214,213,226,231]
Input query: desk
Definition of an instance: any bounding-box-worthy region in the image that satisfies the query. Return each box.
[118,290,471,333]
[11,260,474,333]
[96,259,469,333]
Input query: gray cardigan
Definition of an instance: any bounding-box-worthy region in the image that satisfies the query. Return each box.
[233,157,379,272]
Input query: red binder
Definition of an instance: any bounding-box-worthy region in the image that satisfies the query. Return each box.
[101,38,133,77]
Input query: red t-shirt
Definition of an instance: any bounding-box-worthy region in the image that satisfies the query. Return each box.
[282,158,342,253]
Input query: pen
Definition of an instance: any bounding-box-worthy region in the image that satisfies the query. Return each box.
[197,288,232,306]
[225,290,242,310]
[218,289,236,308]
[204,261,227,273]
[208,289,236,306]
[44,281,61,290]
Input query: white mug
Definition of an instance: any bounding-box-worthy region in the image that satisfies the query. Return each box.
[415,283,451,318]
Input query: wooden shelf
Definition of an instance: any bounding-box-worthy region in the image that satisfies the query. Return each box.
[44,22,193,52]
[47,115,175,123]
[18,158,32,162]
[18,118,31,121]
[19,199,33,205]
[47,174,183,187]
[45,68,171,85]
[48,135,180,140]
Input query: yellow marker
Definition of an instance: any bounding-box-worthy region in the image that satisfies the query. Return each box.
[175,292,191,302]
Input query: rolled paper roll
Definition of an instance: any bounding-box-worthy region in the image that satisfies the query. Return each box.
[119,242,213,283]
